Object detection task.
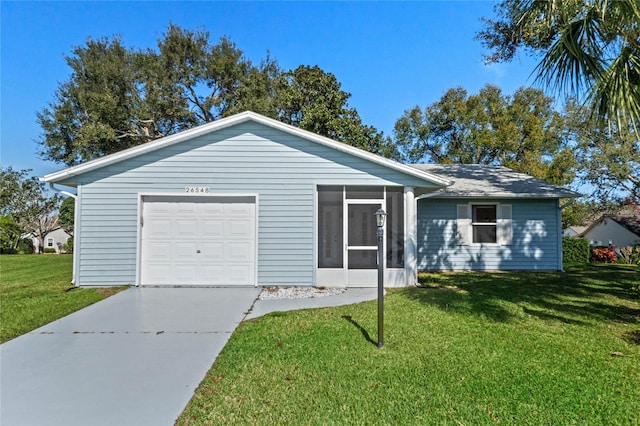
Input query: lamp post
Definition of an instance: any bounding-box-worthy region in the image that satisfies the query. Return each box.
[374,208,387,348]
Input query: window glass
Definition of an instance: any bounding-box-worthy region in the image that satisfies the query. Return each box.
[47,238,54,247]
[345,186,384,199]
[472,205,497,243]
[473,205,496,223]
[318,186,343,268]
[386,187,404,268]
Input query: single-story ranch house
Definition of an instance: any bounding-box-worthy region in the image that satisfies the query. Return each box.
[42,111,578,288]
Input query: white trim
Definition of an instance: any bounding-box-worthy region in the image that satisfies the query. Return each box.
[135,192,259,287]
[404,187,416,286]
[42,111,451,188]
[73,186,82,285]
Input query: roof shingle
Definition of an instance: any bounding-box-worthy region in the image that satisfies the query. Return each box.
[410,164,579,198]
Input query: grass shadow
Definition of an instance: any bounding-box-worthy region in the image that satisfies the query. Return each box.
[400,265,640,326]
[624,329,640,345]
[341,315,377,346]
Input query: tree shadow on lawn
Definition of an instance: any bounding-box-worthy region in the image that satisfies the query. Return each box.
[399,265,640,327]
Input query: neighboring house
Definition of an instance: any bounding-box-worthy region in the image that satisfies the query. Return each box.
[563,226,587,238]
[28,227,71,253]
[41,112,578,288]
[579,215,640,247]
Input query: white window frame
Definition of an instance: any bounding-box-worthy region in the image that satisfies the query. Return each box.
[47,237,54,247]
[457,202,512,246]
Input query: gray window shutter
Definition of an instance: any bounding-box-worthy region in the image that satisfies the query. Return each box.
[498,204,512,245]
[456,204,471,245]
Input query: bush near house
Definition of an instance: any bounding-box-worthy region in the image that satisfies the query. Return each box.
[562,237,590,264]
[590,246,618,263]
[617,245,640,265]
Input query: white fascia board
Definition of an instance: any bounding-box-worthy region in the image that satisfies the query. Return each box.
[41,111,451,188]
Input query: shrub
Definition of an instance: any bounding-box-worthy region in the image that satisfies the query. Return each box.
[563,237,590,264]
[590,246,617,263]
[17,238,34,254]
[616,245,640,265]
[43,248,57,254]
[62,238,73,254]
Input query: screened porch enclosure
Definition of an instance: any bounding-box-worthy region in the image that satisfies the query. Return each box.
[316,185,407,287]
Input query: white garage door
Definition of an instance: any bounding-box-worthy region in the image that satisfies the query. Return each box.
[140,195,256,286]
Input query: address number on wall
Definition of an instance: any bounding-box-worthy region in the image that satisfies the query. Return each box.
[185,186,211,193]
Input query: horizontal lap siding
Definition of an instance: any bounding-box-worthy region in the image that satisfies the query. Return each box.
[417,198,560,271]
[75,122,438,286]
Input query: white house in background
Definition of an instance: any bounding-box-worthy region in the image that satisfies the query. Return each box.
[41,111,578,287]
[563,225,588,238]
[29,228,71,253]
[579,215,640,247]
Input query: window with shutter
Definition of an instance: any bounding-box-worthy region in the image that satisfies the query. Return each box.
[457,203,513,246]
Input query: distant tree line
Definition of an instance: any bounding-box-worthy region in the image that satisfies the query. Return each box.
[20,14,638,236]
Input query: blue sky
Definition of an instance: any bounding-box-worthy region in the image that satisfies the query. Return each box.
[1,1,539,178]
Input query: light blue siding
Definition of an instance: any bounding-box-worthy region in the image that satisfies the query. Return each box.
[75,122,439,286]
[417,198,561,271]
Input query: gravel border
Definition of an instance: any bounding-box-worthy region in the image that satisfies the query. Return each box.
[258,286,346,300]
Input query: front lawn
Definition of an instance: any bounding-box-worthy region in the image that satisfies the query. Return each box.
[0,254,124,343]
[178,265,639,425]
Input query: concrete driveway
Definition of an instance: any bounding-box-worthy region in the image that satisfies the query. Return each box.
[1,287,261,426]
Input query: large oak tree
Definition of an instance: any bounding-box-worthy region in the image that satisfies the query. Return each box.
[394,85,576,186]
[37,24,393,166]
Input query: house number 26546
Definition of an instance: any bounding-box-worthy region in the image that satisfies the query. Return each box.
[185,186,210,193]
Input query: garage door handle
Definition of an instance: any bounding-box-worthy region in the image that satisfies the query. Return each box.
[196,250,201,254]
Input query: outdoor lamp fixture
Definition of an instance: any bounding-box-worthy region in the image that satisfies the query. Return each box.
[374,208,387,348]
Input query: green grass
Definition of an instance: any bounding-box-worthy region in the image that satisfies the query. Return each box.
[0,254,125,343]
[178,265,640,425]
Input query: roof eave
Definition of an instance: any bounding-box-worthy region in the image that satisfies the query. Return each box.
[42,111,451,188]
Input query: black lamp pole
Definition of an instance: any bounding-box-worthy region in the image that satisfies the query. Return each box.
[375,208,386,348]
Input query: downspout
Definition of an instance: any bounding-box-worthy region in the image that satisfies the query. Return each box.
[49,183,78,285]
[557,198,564,272]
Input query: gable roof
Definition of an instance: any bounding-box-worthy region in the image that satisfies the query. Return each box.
[579,215,640,238]
[611,215,640,236]
[41,111,451,188]
[410,164,579,198]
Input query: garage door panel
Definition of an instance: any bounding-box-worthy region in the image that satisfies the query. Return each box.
[146,242,171,260]
[146,219,171,237]
[227,218,254,239]
[201,219,224,237]
[144,263,172,284]
[201,242,224,260]
[225,203,253,217]
[226,265,252,285]
[226,242,252,262]
[141,196,256,286]
[200,265,224,284]
[175,220,198,238]
[174,242,198,260]
[174,203,199,217]
[174,264,198,282]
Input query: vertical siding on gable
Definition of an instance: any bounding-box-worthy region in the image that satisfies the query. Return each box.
[74,122,440,286]
[417,198,561,271]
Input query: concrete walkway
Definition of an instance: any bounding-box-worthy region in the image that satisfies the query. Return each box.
[246,288,378,320]
[1,286,377,426]
[1,287,261,426]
